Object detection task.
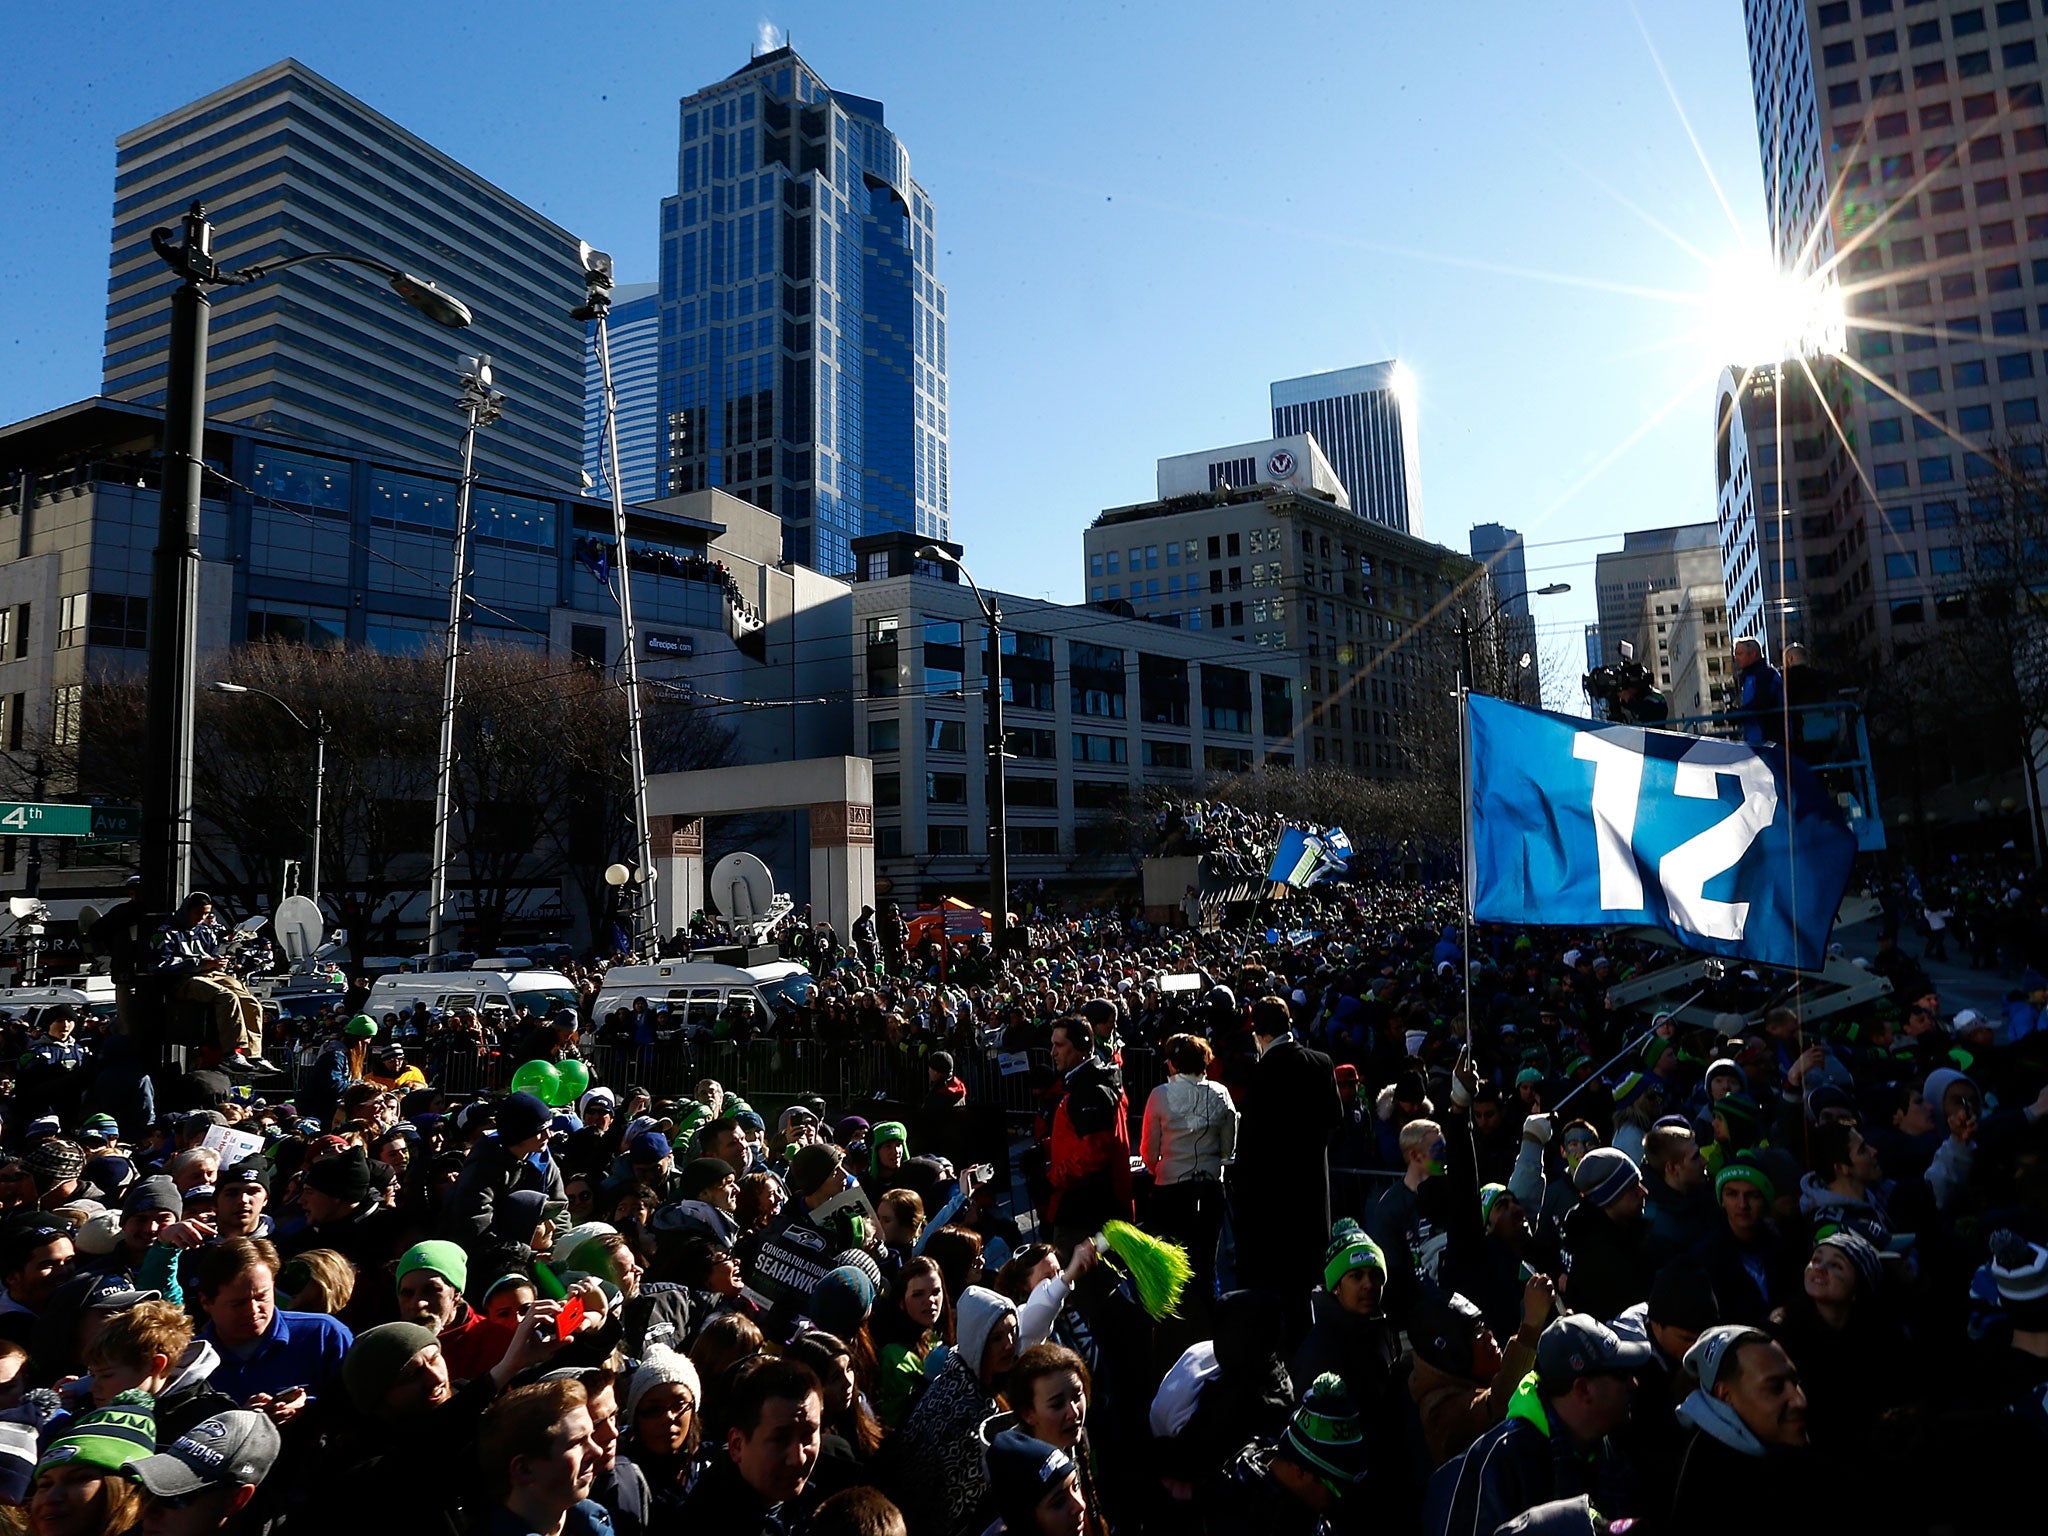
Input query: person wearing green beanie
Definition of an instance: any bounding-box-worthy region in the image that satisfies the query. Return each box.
[322,1302,583,1533]
[1289,1218,1397,1486]
[21,1390,153,1534]
[394,1239,515,1385]
[344,1014,377,1039]
[36,1387,156,1478]
[1207,1371,1366,1525]
[1704,1091,1768,1177]
[869,1120,910,1184]
[1697,1155,1801,1327]
[398,1239,469,1296]
[1320,1219,1387,1299]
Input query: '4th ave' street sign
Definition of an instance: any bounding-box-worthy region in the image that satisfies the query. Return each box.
[0,803,142,838]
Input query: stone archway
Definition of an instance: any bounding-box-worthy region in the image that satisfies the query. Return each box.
[644,756,874,937]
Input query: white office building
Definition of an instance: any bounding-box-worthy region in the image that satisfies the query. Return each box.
[1270,362,1422,535]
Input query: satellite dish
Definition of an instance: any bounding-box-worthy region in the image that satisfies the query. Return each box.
[710,852,776,922]
[76,904,104,938]
[274,895,323,964]
[7,897,46,921]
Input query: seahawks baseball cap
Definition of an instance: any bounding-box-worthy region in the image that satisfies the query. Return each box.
[1533,1313,1651,1388]
[128,1410,281,1498]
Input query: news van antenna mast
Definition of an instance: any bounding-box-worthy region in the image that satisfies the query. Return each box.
[575,244,658,955]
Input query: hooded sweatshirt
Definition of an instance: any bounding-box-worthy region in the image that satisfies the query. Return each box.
[154,1337,238,1445]
[1921,1068,1978,1210]
[1795,1172,1893,1249]
[896,1287,1016,1536]
[1667,1389,1829,1536]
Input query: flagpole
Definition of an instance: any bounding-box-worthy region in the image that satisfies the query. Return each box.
[1458,681,1475,1044]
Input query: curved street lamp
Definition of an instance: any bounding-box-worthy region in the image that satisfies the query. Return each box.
[144,203,472,918]
[208,682,329,905]
[916,545,1010,956]
[1458,582,1571,701]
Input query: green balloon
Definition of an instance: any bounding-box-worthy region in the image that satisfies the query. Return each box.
[556,1059,591,1102]
[509,1059,563,1105]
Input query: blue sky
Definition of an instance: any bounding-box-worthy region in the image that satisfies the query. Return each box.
[1,1,1773,678]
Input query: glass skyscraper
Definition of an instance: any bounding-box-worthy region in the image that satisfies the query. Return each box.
[584,282,661,505]
[102,59,588,489]
[1270,361,1422,535]
[655,47,950,573]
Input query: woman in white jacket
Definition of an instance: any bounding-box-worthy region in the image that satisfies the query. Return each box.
[1141,1032,1240,1302]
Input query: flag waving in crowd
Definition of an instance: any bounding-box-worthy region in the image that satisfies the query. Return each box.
[1267,826,1354,891]
[1467,694,1857,971]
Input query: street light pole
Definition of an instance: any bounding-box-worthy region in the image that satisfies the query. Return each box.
[919,546,1008,956]
[144,202,471,919]
[206,683,328,902]
[143,207,215,916]
[427,359,505,962]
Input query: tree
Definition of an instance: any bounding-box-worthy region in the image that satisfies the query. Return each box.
[530,658,743,951]
[2,640,742,953]
[1872,439,2048,858]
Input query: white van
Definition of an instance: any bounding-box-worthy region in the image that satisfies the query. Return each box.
[590,961,780,1034]
[367,962,580,1025]
[0,973,120,1029]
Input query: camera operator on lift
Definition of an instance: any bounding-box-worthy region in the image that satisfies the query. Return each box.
[1582,643,1669,726]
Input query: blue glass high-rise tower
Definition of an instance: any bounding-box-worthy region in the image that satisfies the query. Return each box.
[656,47,949,573]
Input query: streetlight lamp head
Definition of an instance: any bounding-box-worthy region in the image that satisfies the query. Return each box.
[208,682,249,694]
[1536,583,1572,596]
[915,544,956,565]
[389,272,473,328]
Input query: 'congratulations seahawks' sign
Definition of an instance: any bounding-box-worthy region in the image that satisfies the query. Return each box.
[1466,694,1855,971]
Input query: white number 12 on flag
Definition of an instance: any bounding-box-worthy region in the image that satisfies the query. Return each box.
[1571,728,1779,940]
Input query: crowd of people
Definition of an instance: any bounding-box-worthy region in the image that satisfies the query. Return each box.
[569,536,755,621]
[1149,801,1284,887]
[0,855,2045,1533]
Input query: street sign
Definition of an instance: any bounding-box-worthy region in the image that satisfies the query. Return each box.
[89,805,142,838]
[0,803,93,837]
[0,803,141,839]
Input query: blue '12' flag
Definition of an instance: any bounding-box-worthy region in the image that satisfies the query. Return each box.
[1466,694,1857,971]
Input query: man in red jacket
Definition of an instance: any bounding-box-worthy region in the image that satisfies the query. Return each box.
[1043,1017,1134,1252]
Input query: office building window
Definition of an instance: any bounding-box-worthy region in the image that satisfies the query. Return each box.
[1071,733,1127,764]
[250,450,351,513]
[50,685,82,748]
[87,594,148,649]
[246,602,346,649]
[1005,776,1059,808]
[866,616,899,698]
[867,719,900,754]
[1141,739,1192,771]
